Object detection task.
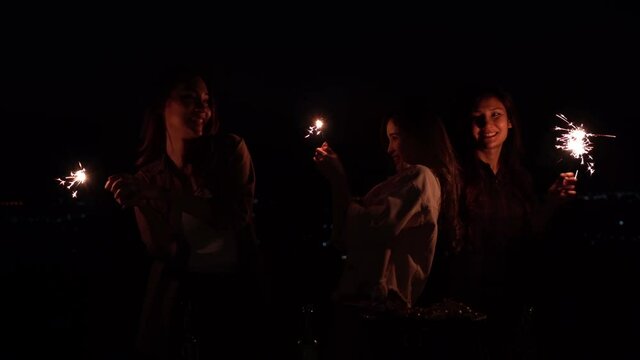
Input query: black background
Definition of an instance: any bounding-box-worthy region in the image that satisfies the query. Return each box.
[2,7,639,358]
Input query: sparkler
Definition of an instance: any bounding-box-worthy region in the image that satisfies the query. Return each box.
[55,162,88,198]
[554,113,615,176]
[305,118,325,139]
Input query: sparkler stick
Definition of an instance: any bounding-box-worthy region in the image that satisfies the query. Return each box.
[554,113,615,176]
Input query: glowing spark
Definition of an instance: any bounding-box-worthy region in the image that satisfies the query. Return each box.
[55,162,88,198]
[554,114,615,175]
[305,118,325,138]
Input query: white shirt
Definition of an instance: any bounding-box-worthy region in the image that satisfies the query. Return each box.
[338,165,441,307]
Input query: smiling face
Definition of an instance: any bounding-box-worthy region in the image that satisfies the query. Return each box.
[471,96,512,152]
[164,76,213,140]
[386,118,420,172]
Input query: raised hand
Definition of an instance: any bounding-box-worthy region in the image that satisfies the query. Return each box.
[313,142,346,186]
[549,172,577,199]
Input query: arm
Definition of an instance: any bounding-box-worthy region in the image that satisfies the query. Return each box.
[105,173,180,259]
[314,142,351,249]
[345,167,439,307]
[106,138,256,259]
[346,168,432,248]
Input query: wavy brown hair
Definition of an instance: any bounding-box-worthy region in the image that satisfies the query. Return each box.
[449,86,535,246]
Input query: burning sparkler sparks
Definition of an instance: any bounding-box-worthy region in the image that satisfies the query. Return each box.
[554,113,616,176]
[55,162,88,198]
[305,118,325,138]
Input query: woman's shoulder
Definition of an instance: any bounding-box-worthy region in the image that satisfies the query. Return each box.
[209,133,249,152]
[411,164,435,176]
[217,132,244,143]
[403,164,438,183]
[367,165,439,200]
[383,165,439,193]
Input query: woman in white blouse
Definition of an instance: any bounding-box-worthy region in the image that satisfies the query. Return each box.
[314,107,462,310]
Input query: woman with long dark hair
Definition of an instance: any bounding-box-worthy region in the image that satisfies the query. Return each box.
[105,67,259,359]
[447,86,577,358]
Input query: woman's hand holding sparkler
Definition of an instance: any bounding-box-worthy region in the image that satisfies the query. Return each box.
[548,171,577,199]
[104,174,164,208]
[533,171,578,230]
[314,142,347,186]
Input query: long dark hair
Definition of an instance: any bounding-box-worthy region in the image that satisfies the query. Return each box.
[383,105,463,252]
[450,86,534,241]
[136,67,219,168]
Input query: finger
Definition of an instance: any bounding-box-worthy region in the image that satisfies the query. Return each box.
[113,188,126,202]
[105,174,132,191]
[106,174,129,183]
[323,146,334,155]
[108,178,128,194]
[104,177,118,191]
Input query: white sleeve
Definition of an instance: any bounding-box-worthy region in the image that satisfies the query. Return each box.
[345,167,439,249]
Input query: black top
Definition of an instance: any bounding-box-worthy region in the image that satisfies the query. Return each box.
[449,157,535,322]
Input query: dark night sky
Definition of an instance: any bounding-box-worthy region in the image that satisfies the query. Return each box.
[2,8,639,197]
[2,8,640,358]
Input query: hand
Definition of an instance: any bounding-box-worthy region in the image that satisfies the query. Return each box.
[548,172,577,199]
[104,174,162,208]
[313,142,346,185]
